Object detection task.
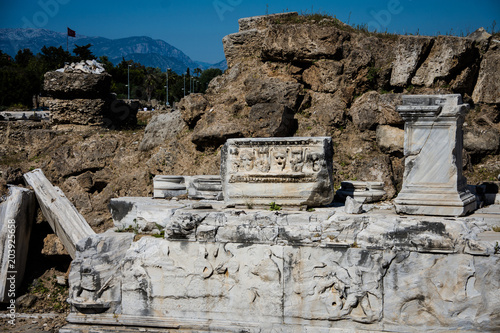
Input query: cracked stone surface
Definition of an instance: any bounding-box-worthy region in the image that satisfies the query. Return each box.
[65,198,500,332]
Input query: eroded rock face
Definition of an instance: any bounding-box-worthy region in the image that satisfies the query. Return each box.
[472,43,500,104]
[411,36,481,88]
[390,36,434,87]
[139,110,186,151]
[177,94,208,128]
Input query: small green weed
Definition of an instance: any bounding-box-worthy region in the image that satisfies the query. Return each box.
[269,202,282,211]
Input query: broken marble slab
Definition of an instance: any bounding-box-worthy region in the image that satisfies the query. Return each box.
[153,175,187,198]
[153,175,223,200]
[24,169,95,258]
[0,186,36,303]
[221,137,334,207]
[110,197,187,232]
[187,175,223,200]
[336,181,386,203]
[394,94,476,217]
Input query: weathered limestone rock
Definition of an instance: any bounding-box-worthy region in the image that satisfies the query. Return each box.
[302,59,344,93]
[177,93,208,127]
[349,92,403,131]
[336,181,386,203]
[221,137,334,207]
[44,98,108,125]
[394,95,476,216]
[390,36,434,87]
[472,44,500,104]
[138,110,185,151]
[0,186,35,303]
[411,36,478,87]
[24,169,95,258]
[44,71,111,99]
[376,125,404,154]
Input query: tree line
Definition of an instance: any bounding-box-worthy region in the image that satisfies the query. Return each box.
[0,44,223,109]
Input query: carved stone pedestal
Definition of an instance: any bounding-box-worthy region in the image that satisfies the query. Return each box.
[394,95,476,216]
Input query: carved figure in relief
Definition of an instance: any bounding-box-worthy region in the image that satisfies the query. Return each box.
[240,150,255,171]
[307,152,322,172]
[272,148,288,171]
[290,148,305,172]
[255,147,271,172]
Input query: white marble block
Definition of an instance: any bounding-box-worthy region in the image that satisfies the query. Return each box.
[394,95,476,216]
[221,137,334,207]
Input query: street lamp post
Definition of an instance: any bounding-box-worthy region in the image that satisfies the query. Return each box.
[183,74,186,97]
[127,64,131,100]
[165,69,170,106]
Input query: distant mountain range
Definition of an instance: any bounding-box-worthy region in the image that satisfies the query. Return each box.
[0,28,227,73]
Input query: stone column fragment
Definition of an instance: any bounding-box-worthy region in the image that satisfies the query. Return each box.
[0,186,36,302]
[24,169,95,258]
[394,95,476,216]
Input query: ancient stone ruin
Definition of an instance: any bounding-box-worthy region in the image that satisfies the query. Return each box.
[10,94,488,332]
[1,11,499,333]
[42,60,138,128]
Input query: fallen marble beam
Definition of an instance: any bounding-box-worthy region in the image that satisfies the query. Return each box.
[0,186,36,303]
[24,169,95,258]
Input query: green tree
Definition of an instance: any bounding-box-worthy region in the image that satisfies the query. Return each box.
[73,43,96,61]
[15,49,35,68]
[39,46,74,71]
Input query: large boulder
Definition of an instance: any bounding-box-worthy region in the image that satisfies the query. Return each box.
[349,92,403,131]
[302,59,344,93]
[45,98,109,125]
[44,71,111,99]
[244,77,303,110]
[248,103,296,137]
[177,94,209,128]
[139,110,186,151]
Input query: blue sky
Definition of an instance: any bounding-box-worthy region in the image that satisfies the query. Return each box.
[0,0,498,63]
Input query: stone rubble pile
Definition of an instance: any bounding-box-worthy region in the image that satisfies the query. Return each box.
[55,60,106,75]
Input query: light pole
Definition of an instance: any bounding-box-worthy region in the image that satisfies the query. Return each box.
[165,68,170,106]
[127,64,131,100]
[183,74,186,97]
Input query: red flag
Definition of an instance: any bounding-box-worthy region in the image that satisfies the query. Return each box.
[67,27,76,37]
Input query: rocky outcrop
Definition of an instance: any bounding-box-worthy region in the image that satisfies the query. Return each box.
[472,42,500,104]
[172,12,499,197]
